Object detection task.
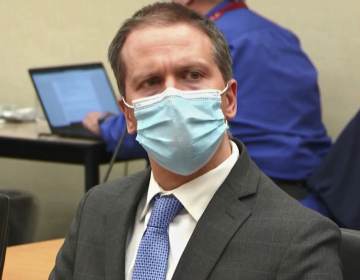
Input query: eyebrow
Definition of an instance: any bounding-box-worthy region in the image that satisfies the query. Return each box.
[130,59,211,85]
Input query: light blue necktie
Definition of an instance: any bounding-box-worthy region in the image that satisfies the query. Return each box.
[132,194,183,280]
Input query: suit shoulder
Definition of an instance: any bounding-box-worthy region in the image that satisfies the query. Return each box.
[80,168,149,211]
[255,173,338,232]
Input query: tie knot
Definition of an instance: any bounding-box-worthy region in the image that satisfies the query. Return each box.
[148,194,183,229]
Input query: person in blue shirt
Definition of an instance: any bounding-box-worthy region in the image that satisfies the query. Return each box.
[83,0,331,200]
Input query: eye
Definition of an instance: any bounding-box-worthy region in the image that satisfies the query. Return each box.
[142,76,162,88]
[184,70,203,81]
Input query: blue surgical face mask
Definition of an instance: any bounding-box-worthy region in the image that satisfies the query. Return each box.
[123,84,229,175]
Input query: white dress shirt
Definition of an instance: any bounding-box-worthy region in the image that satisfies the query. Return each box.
[125,141,239,280]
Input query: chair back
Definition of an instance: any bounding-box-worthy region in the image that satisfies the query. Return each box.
[0,194,10,279]
[340,228,360,280]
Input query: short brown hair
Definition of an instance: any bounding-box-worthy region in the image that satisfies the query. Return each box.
[108,2,232,96]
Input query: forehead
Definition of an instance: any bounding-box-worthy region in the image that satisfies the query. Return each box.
[121,22,215,70]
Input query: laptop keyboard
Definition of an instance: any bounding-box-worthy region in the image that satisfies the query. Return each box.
[55,123,101,140]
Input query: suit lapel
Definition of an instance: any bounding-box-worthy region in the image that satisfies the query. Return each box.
[172,140,260,280]
[104,169,150,280]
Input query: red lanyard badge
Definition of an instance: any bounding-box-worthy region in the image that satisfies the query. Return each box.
[208,1,248,21]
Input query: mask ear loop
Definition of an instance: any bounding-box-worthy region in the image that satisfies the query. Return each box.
[220,81,230,96]
[121,95,135,109]
[220,82,231,128]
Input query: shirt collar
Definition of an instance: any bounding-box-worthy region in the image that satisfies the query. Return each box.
[139,140,239,222]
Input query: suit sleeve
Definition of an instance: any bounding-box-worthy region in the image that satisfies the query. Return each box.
[48,190,92,280]
[277,216,343,280]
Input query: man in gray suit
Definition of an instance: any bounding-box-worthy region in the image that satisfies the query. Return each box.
[50,3,342,280]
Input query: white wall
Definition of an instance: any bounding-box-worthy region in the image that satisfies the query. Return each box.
[0,0,154,106]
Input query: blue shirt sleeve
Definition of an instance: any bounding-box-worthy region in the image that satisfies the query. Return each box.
[99,114,147,160]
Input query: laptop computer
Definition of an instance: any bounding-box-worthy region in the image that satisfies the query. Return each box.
[29,63,120,139]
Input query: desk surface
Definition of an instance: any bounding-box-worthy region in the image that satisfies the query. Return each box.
[3,239,63,280]
[0,120,96,144]
[0,121,111,191]
[0,121,144,191]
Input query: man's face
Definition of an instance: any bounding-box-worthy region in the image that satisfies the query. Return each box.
[120,23,236,134]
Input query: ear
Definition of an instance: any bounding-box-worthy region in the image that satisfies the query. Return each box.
[221,79,237,120]
[118,98,137,135]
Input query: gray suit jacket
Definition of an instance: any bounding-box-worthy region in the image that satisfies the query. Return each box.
[50,140,342,279]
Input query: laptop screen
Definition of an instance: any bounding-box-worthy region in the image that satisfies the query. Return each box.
[30,63,120,128]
